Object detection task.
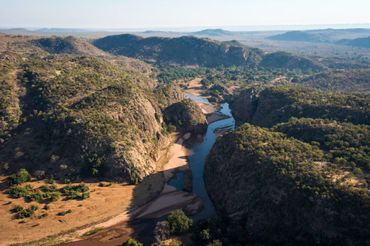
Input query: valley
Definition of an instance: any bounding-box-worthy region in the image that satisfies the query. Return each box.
[0,27,369,246]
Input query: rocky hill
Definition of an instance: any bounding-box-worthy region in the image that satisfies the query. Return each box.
[231,86,370,127]
[163,99,207,134]
[94,34,322,71]
[205,124,370,244]
[259,51,323,71]
[0,52,183,183]
[32,36,107,56]
[94,34,264,67]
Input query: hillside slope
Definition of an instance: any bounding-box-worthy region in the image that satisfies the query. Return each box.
[205,124,370,244]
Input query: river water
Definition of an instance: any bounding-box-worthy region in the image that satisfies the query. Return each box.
[169,95,235,220]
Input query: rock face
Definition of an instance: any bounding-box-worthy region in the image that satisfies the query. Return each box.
[230,86,370,127]
[163,99,207,134]
[205,124,370,245]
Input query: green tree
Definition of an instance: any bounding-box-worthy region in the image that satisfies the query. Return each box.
[167,209,193,234]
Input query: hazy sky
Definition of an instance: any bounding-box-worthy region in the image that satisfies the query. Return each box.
[1,0,370,30]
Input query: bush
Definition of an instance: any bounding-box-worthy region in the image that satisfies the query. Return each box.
[199,228,211,241]
[13,205,38,219]
[9,169,31,185]
[10,205,24,213]
[167,209,193,234]
[122,238,143,246]
[8,185,33,198]
[40,184,57,192]
[62,184,90,200]
[25,191,44,202]
[45,191,61,202]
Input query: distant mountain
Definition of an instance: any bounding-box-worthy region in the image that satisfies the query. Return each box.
[337,36,370,48]
[94,34,322,71]
[32,36,106,56]
[93,34,264,67]
[269,31,329,43]
[192,29,234,36]
[269,28,370,43]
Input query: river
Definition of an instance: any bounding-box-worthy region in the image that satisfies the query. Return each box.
[169,95,235,220]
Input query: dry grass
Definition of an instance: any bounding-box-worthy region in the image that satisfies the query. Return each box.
[0,177,137,245]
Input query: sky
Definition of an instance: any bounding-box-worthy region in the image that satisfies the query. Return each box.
[1,0,370,31]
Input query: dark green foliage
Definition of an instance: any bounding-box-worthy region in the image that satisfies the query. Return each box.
[8,185,33,198]
[10,205,24,213]
[13,205,38,219]
[0,54,163,183]
[297,69,370,93]
[199,229,211,241]
[62,184,90,200]
[274,118,370,172]
[122,238,143,246]
[232,85,370,127]
[156,65,206,84]
[167,209,193,234]
[7,183,88,203]
[205,124,370,244]
[9,169,31,185]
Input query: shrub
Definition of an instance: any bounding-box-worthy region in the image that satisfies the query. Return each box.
[9,169,31,185]
[40,184,57,192]
[8,185,33,198]
[14,205,38,219]
[122,238,143,246]
[199,228,211,241]
[62,184,90,200]
[10,205,24,213]
[167,209,193,234]
[25,191,44,202]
